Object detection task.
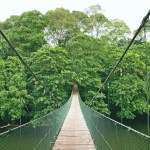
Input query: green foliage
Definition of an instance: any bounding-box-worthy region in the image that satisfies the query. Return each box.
[66,34,110,114]
[109,50,148,119]
[29,46,72,117]
[0,57,31,123]
[45,8,79,47]
[104,19,131,45]
[83,5,109,38]
[1,10,46,57]
[0,5,149,124]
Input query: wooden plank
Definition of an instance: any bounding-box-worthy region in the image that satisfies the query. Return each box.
[53,94,96,150]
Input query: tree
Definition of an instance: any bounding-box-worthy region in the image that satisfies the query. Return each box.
[103,19,131,45]
[84,4,109,38]
[45,8,79,47]
[2,10,47,57]
[66,34,110,115]
[109,51,147,119]
[85,4,102,16]
[72,10,88,33]
[0,56,31,124]
[29,45,72,117]
[0,5,149,124]
[0,15,19,30]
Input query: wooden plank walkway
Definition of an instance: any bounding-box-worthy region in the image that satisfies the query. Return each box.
[53,93,95,150]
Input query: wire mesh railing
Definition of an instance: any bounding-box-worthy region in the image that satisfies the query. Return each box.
[79,95,150,150]
[0,95,72,150]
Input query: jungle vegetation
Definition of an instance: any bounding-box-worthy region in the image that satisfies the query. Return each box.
[0,5,150,125]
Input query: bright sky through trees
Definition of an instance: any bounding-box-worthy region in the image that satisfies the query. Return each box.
[0,0,149,32]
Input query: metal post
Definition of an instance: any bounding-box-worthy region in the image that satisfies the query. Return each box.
[107,82,110,110]
[120,68,123,124]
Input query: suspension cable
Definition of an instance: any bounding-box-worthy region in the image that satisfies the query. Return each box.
[0,30,57,105]
[92,10,150,101]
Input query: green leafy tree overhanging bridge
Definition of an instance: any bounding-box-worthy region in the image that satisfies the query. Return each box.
[0,10,150,150]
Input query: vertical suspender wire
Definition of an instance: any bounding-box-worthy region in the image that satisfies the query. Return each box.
[34,98,37,149]
[19,68,22,149]
[107,82,110,110]
[19,94,22,149]
[120,68,123,124]
[19,107,22,149]
[120,68,123,150]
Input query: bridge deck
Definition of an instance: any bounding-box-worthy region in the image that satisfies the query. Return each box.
[53,93,95,150]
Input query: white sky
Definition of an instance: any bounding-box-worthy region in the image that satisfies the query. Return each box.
[0,0,149,31]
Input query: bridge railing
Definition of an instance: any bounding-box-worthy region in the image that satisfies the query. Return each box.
[79,95,150,150]
[0,95,72,150]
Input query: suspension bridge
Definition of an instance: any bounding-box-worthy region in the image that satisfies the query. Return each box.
[0,10,150,150]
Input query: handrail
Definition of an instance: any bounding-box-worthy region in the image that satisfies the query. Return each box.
[0,94,72,150]
[79,94,150,150]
